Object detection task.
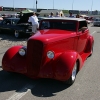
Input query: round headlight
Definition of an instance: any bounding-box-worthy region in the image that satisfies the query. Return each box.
[19,48,26,56]
[47,51,54,59]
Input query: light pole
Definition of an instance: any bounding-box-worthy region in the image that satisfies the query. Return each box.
[91,0,93,13]
[72,0,74,10]
[36,0,37,12]
[53,0,54,9]
[13,0,15,11]
[13,0,14,8]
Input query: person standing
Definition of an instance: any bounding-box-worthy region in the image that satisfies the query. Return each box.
[55,11,60,17]
[19,12,23,18]
[28,12,39,34]
[49,12,54,18]
[76,14,80,18]
[69,12,74,18]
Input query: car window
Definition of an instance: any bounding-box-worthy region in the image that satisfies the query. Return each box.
[78,21,87,31]
[40,20,76,31]
[12,19,20,25]
[2,19,11,25]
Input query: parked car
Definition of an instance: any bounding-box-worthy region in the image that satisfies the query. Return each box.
[80,15,92,24]
[0,13,33,38]
[86,20,92,24]
[93,18,100,26]
[0,17,3,20]
[0,16,3,23]
[2,17,94,85]
[0,18,20,36]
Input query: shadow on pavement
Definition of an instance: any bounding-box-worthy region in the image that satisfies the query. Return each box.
[0,33,29,42]
[31,78,71,97]
[0,68,71,97]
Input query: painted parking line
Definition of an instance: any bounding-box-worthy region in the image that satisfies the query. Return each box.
[91,31,96,35]
[6,83,37,100]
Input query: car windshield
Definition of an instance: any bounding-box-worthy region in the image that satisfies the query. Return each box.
[95,19,100,21]
[40,20,76,31]
[12,19,20,24]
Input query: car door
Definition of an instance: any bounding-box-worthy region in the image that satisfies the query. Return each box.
[0,19,7,33]
[76,21,89,54]
[8,19,15,33]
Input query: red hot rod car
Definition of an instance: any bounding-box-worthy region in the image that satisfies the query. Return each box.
[2,17,94,85]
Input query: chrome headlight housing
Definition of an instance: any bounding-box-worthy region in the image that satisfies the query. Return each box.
[19,46,27,56]
[47,51,54,59]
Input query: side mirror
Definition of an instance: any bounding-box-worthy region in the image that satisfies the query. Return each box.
[81,27,87,33]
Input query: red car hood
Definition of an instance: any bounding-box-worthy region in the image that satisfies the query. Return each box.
[30,29,76,44]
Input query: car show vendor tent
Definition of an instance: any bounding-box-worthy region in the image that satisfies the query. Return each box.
[39,9,64,17]
[21,9,33,13]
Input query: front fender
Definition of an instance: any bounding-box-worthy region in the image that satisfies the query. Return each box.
[54,51,80,81]
[2,45,27,74]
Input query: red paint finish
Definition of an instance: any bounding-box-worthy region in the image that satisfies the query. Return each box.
[2,18,94,82]
[2,46,27,73]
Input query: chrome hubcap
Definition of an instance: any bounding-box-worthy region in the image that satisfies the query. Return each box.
[15,31,19,38]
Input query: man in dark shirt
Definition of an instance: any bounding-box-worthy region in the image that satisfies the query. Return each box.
[19,12,23,18]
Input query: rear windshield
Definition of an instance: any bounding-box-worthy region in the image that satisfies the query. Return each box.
[40,20,76,31]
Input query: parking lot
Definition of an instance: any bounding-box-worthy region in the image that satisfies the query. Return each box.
[0,33,27,48]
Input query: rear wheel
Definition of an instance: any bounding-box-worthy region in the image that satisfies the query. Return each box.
[14,30,20,38]
[89,42,94,57]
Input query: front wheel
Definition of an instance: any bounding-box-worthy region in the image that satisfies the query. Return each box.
[65,62,78,85]
[14,30,20,38]
[89,42,94,57]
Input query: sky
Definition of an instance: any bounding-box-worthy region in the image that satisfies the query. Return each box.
[0,0,100,11]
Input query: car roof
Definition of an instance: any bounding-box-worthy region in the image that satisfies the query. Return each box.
[42,17,86,21]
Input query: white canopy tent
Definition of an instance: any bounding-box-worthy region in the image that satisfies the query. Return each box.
[39,10,64,17]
